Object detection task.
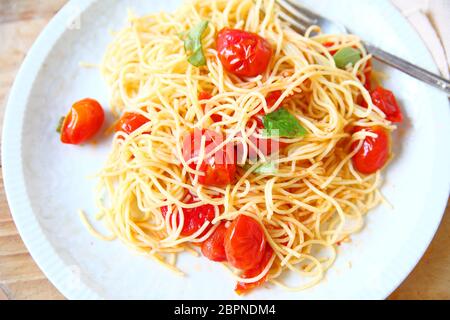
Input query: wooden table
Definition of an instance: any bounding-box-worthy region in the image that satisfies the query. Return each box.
[0,0,449,300]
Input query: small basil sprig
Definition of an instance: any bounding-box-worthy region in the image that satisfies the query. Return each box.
[254,161,278,174]
[333,47,362,69]
[242,161,278,175]
[262,107,307,138]
[182,20,209,67]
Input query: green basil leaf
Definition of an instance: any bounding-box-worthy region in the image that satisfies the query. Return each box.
[262,107,307,138]
[333,47,362,69]
[241,162,278,175]
[254,161,277,174]
[183,20,209,67]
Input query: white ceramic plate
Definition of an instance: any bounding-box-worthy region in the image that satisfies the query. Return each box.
[2,0,450,300]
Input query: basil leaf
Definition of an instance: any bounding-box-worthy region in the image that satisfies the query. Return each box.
[56,116,65,133]
[333,47,362,69]
[262,108,307,138]
[241,162,278,174]
[183,20,209,67]
[254,161,277,174]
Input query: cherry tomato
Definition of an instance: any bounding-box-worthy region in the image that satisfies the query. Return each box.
[116,112,150,134]
[217,28,273,77]
[251,90,286,127]
[224,215,266,270]
[363,60,372,91]
[352,126,391,174]
[201,223,227,262]
[182,129,236,186]
[198,91,212,102]
[199,92,222,123]
[235,246,273,295]
[370,86,403,123]
[323,41,338,55]
[263,91,283,112]
[60,98,104,145]
[161,197,215,237]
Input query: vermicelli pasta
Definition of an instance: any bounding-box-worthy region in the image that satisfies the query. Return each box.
[85,0,401,294]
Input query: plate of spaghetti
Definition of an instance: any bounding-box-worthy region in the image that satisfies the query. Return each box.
[2,0,450,300]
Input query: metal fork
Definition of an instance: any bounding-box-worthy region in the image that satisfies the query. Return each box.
[276,0,450,95]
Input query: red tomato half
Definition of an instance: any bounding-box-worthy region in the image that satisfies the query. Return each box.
[235,246,273,295]
[116,112,150,134]
[201,223,228,262]
[182,129,236,187]
[352,126,391,175]
[224,215,266,271]
[323,41,338,55]
[264,91,283,112]
[161,197,215,237]
[370,86,403,123]
[198,92,212,101]
[217,28,273,77]
[60,98,104,145]
[363,60,372,91]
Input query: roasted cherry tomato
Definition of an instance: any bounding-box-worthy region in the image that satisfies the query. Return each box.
[116,112,150,134]
[182,129,236,186]
[198,92,213,101]
[235,246,273,295]
[254,90,285,124]
[217,28,273,77]
[363,60,372,91]
[60,98,104,145]
[161,197,215,237]
[323,41,338,55]
[201,223,228,262]
[199,92,222,123]
[352,126,391,174]
[263,91,283,112]
[370,86,403,123]
[224,215,266,270]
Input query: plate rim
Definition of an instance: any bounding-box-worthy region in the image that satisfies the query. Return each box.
[2,0,449,300]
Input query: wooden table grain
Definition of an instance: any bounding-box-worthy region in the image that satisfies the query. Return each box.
[0,0,449,300]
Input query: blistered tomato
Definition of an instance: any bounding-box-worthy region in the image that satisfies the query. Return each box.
[217,28,272,77]
[352,126,391,174]
[60,98,104,145]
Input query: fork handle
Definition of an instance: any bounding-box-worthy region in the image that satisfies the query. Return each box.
[364,42,450,95]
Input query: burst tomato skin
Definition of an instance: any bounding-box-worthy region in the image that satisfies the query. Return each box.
[363,60,372,91]
[182,129,236,186]
[235,246,273,295]
[60,98,104,145]
[263,91,283,112]
[352,126,391,175]
[161,198,215,237]
[217,28,273,77]
[323,41,338,55]
[198,92,212,101]
[370,86,403,123]
[224,215,266,271]
[201,223,228,262]
[116,112,150,134]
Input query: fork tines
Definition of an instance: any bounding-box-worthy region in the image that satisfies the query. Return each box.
[276,0,320,33]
